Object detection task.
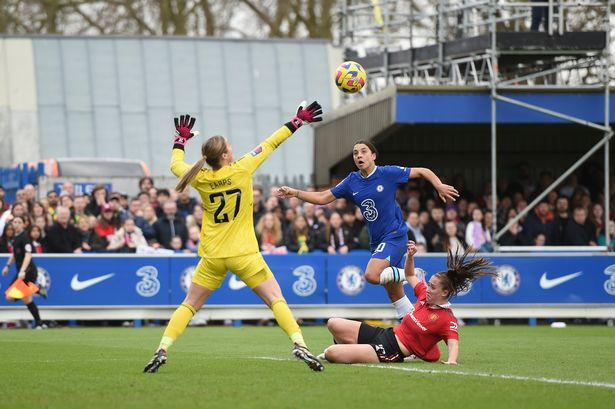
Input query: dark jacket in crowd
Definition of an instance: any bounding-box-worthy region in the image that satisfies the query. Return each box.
[563,221,594,245]
[153,217,188,249]
[45,222,82,253]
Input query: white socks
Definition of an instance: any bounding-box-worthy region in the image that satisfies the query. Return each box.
[379,266,405,285]
[393,295,413,319]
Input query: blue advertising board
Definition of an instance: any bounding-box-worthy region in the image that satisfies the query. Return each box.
[1,253,614,307]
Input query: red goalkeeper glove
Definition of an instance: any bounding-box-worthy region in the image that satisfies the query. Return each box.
[173,114,199,150]
[287,101,323,132]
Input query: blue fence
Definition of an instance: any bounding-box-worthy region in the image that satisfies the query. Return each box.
[0,162,44,203]
[1,253,615,307]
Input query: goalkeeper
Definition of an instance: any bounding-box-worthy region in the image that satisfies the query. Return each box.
[144,102,324,373]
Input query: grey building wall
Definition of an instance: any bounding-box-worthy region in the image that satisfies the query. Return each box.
[2,36,337,184]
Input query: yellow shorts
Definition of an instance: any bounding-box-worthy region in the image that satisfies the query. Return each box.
[192,252,274,291]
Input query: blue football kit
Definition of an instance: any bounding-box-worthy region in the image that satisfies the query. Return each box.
[331,165,411,268]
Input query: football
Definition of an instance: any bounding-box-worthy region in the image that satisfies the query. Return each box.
[334,61,367,93]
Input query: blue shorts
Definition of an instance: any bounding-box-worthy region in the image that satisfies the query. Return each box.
[370,233,407,268]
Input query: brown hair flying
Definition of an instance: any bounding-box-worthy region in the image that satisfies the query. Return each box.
[176,135,227,192]
[435,248,496,298]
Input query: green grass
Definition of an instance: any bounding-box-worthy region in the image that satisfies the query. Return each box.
[1,325,614,409]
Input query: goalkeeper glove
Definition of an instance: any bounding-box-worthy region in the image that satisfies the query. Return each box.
[173,114,199,149]
[286,101,323,132]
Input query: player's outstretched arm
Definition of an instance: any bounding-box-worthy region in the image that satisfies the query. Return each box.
[409,167,459,203]
[403,240,422,289]
[170,114,199,177]
[276,187,336,205]
[238,101,323,174]
[442,339,459,365]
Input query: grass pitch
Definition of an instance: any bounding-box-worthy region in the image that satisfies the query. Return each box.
[1,325,614,409]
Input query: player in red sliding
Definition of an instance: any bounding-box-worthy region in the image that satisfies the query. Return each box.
[321,241,495,365]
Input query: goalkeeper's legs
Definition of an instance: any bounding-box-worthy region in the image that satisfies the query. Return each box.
[252,276,323,371]
[144,282,212,373]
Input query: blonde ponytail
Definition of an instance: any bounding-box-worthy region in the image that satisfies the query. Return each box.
[176,156,207,192]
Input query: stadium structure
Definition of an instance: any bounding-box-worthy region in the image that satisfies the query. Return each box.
[316,0,613,249]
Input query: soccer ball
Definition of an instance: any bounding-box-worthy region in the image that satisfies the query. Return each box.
[334,61,367,94]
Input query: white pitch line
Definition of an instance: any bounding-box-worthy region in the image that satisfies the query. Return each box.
[252,357,615,390]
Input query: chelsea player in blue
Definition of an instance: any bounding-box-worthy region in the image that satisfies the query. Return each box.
[277,141,458,318]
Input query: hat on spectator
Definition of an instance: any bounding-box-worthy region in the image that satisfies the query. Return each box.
[102,203,113,213]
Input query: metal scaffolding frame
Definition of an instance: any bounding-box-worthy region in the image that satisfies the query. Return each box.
[338,0,613,250]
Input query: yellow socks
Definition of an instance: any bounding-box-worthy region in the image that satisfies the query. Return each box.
[158,303,196,351]
[270,298,306,347]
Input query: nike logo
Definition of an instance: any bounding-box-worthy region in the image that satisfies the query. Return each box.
[539,271,582,289]
[228,275,247,290]
[352,192,358,196]
[70,273,115,291]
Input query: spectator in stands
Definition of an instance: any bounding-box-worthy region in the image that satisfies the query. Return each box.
[170,235,184,253]
[341,207,362,249]
[533,232,546,246]
[0,222,14,253]
[77,216,106,252]
[445,204,466,236]
[406,197,421,214]
[94,203,118,241]
[109,192,129,222]
[256,212,284,253]
[598,220,615,249]
[457,198,469,222]
[313,210,331,251]
[73,195,88,223]
[61,181,75,197]
[86,184,107,217]
[185,203,203,231]
[423,206,445,252]
[23,184,36,210]
[0,198,7,214]
[443,221,465,255]
[139,176,154,193]
[45,206,82,253]
[285,214,312,254]
[30,225,44,253]
[284,207,297,231]
[553,195,570,244]
[465,208,491,252]
[563,206,596,246]
[141,204,158,241]
[406,211,427,247]
[33,216,48,237]
[46,190,59,218]
[137,191,151,207]
[498,208,530,246]
[108,218,147,253]
[589,203,605,242]
[327,212,356,254]
[0,185,5,203]
[155,189,171,218]
[176,190,196,220]
[185,225,200,253]
[153,200,188,249]
[253,185,265,226]
[523,201,556,245]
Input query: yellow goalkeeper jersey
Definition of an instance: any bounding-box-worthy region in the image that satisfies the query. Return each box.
[170,125,293,258]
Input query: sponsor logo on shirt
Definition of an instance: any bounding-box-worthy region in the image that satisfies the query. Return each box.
[409,311,427,331]
[250,146,263,156]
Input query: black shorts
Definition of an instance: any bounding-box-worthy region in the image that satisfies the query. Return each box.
[358,323,405,363]
[9,267,38,286]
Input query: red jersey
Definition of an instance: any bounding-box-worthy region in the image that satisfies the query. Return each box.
[393,282,459,361]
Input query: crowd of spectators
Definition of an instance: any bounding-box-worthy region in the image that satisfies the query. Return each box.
[0,164,613,255]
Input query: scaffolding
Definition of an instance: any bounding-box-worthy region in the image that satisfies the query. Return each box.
[338,0,613,249]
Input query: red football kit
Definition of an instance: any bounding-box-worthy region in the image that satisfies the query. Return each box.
[393,282,459,361]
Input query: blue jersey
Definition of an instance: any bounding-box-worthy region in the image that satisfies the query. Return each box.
[331,165,410,248]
